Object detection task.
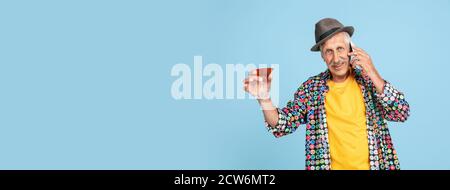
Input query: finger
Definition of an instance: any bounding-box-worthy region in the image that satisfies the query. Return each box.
[348,52,358,57]
[348,51,365,57]
[350,59,356,67]
[352,59,368,71]
[249,76,263,82]
[352,50,369,59]
[355,56,369,64]
[248,76,259,82]
[350,57,362,66]
[353,48,369,57]
[352,46,366,53]
[354,47,367,55]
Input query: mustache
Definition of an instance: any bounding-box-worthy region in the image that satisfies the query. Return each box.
[328,56,347,66]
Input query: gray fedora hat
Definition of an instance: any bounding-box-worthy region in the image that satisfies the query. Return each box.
[311,18,354,52]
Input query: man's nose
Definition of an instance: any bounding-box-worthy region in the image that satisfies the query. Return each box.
[333,52,340,63]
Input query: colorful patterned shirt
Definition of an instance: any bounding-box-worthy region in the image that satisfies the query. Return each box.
[265,69,410,170]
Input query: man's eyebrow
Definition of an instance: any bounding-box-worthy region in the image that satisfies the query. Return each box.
[325,45,345,50]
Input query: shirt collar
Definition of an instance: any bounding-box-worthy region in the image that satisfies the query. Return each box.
[318,68,366,90]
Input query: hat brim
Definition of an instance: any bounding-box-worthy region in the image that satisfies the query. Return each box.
[310,26,354,52]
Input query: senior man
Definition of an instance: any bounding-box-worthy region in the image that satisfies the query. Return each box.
[244,18,410,170]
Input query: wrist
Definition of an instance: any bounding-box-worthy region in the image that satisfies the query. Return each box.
[368,70,385,94]
[258,98,276,110]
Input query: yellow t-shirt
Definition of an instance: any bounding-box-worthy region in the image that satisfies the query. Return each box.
[325,74,370,170]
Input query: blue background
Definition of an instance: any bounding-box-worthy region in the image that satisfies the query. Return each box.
[0,0,449,169]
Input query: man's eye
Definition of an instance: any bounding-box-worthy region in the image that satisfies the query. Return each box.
[326,50,332,54]
[338,47,344,51]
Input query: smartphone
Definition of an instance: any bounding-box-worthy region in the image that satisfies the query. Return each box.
[349,42,362,71]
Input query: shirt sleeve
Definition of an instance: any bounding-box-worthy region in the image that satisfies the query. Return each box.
[265,84,308,138]
[375,81,410,122]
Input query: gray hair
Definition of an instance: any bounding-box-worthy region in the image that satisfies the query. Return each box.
[319,32,352,53]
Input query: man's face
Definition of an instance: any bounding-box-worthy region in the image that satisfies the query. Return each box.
[320,32,351,80]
